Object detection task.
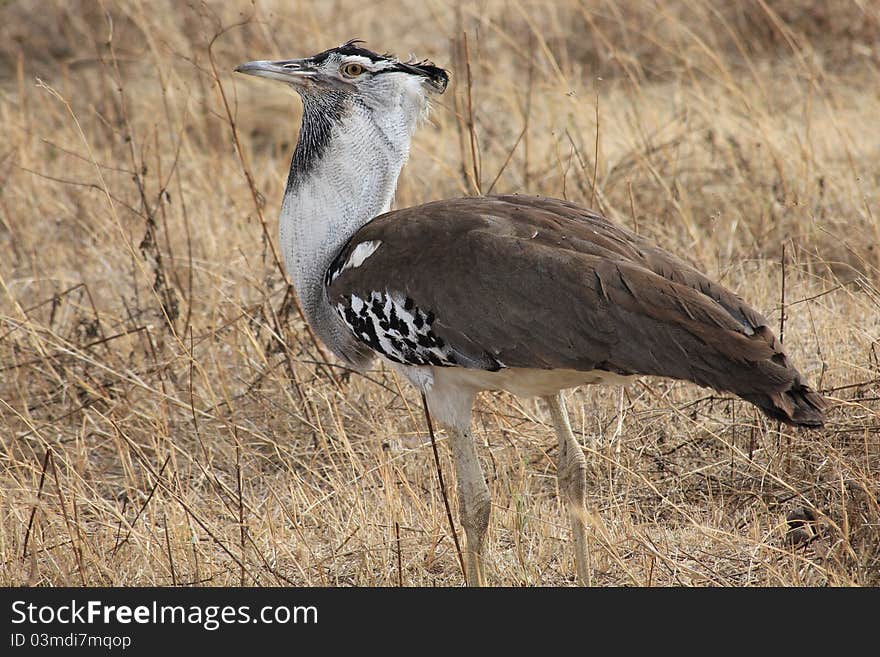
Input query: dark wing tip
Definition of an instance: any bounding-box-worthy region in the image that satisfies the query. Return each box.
[785,384,828,427]
[744,382,828,428]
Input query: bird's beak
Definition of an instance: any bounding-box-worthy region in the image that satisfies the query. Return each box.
[234,58,318,86]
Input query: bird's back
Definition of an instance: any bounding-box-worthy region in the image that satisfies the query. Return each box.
[327,194,827,426]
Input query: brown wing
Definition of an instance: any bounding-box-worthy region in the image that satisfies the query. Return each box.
[327,195,826,426]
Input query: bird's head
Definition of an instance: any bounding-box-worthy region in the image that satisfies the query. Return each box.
[235,40,448,130]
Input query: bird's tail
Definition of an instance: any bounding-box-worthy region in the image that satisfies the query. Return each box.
[741,379,828,427]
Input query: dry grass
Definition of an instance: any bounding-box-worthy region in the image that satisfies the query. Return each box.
[1,0,878,587]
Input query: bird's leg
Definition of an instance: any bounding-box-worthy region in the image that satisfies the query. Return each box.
[447,425,491,586]
[543,392,590,586]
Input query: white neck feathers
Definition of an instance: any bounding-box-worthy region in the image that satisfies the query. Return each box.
[279,89,421,363]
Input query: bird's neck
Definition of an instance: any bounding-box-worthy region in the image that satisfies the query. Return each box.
[279,96,413,361]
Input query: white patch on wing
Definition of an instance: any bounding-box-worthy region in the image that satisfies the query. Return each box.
[347,240,382,270]
[330,240,382,283]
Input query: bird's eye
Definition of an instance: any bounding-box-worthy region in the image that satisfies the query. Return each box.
[341,62,365,78]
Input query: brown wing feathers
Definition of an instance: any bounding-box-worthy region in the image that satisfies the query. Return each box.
[328,194,826,426]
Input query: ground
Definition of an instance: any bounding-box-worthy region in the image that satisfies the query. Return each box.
[0,0,878,586]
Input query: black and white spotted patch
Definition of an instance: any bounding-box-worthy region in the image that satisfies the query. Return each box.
[334,291,457,366]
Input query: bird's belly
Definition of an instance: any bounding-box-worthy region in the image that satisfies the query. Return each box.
[430,365,633,398]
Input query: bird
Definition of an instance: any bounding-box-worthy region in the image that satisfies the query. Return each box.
[235,40,827,586]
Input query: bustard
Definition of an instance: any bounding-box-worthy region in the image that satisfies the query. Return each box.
[235,41,827,586]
